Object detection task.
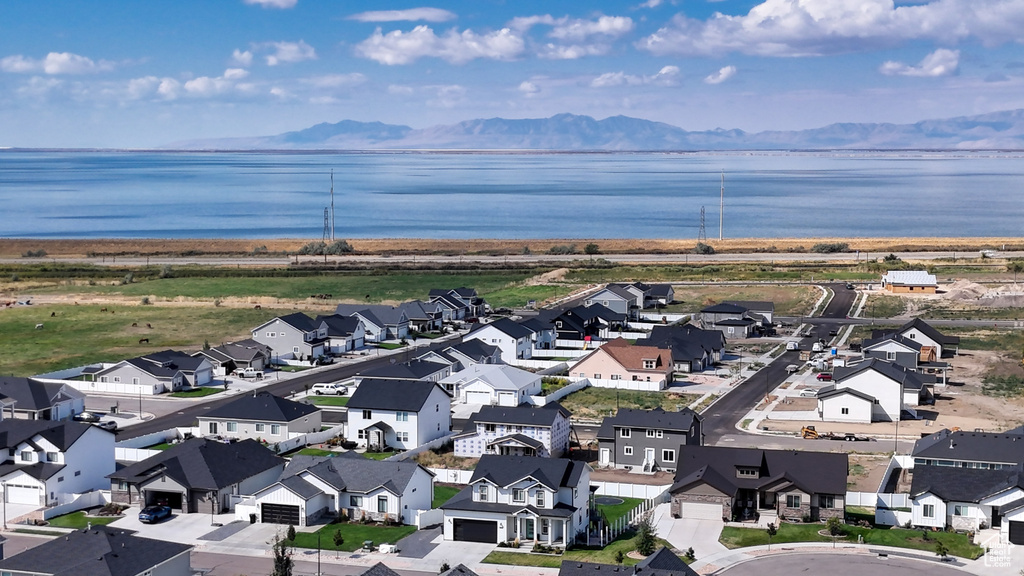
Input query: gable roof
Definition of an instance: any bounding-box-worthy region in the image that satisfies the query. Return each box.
[276,312,320,332]
[141,349,207,372]
[203,392,319,423]
[468,455,586,491]
[833,358,927,391]
[669,446,848,497]
[722,300,775,313]
[897,318,960,346]
[590,339,671,371]
[441,564,481,576]
[700,302,749,314]
[590,285,637,302]
[815,384,876,403]
[314,314,363,337]
[648,284,674,298]
[347,378,448,412]
[458,403,570,435]
[862,333,923,352]
[597,408,700,441]
[360,563,403,576]
[0,377,83,412]
[470,317,534,340]
[358,359,449,380]
[0,526,192,576]
[0,419,96,452]
[334,304,408,327]
[883,270,937,286]
[398,300,443,320]
[109,438,284,491]
[911,464,1024,503]
[445,340,500,363]
[197,341,269,364]
[559,547,697,576]
[443,364,539,392]
[280,454,431,496]
[913,428,1024,466]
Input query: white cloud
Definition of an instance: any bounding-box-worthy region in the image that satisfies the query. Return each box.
[243,0,297,9]
[511,15,633,60]
[269,86,290,98]
[356,26,524,65]
[348,8,456,23]
[638,0,664,8]
[223,68,250,80]
[388,84,415,95]
[263,40,316,65]
[1,52,113,74]
[519,80,540,95]
[303,73,366,88]
[639,0,1024,57]
[591,65,680,87]
[704,65,737,84]
[426,84,466,108]
[880,48,959,77]
[157,78,181,99]
[549,15,634,41]
[232,49,253,67]
[537,43,610,60]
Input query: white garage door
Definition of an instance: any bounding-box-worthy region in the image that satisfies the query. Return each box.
[497,392,516,406]
[466,391,491,405]
[679,502,722,520]
[6,484,42,505]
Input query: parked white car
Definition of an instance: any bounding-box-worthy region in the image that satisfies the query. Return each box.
[310,382,347,395]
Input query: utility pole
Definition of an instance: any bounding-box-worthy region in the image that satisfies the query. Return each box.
[330,169,335,242]
[719,170,724,241]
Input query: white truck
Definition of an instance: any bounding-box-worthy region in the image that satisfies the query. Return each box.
[233,367,264,380]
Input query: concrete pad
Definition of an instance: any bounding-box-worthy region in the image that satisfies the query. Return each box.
[421,538,495,567]
[651,502,728,560]
[108,506,239,544]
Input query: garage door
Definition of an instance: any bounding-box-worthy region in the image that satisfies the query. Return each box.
[679,502,723,520]
[465,391,491,405]
[498,392,516,406]
[453,519,497,543]
[5,484,42,505]
[262,503,301,525]
[146,490,184,510]
[1009,521,1024,545]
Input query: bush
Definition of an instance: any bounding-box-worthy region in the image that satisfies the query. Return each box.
[21,249,47,258]
[333,530,344,547]
[297,240,354,255]
[826,516,843,536]
[584,243,600,255]
[685,547,696,561]
[140,296,151,305]
[634,515,657,556]
[439,562,450,574]
[547,244,578,255]
[286,524,296,541]
[122,272,134,285]
[694,242,715,255]
[159,264,173,278]
[811,242,849,253]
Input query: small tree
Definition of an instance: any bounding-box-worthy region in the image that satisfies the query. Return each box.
[826,516,843,536]
[584,243,600,255]
[1008,260,1024,284]
[935,541,949,561]
[614,550,625,564]
[439,562,451,574]
[634,515,657,556]
[766,522,777,551]
[271,533,294,576]
[332,530,344,547]
[685,547,696,561]
[286,524,296,541]
[694,242,715,255]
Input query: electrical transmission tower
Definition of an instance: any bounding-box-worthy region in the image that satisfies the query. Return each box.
[698,206,707,244]
[330,169,335,242]
[322,208,330,244]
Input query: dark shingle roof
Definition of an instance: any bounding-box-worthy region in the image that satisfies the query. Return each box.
[0,526,192,576]
[203,392,319,423]
[722,300,775,313]
[314,314,363,337]
[441,564,481,576]
[910,464,1024,502]
[282,454,431,495]
[109,438,284,491]
[0,419,95,452]
[636,546,693,572]
[833,358,927,391]
[142,349,207,372]
[669,446,848,497]
[358,360,449,380]
[913,429,1024,465]
[700,302,748,314]
[360,563,402,576]
[334,304,407,327]
[597,408,700,441]
[446,340,500,362]
[898,318,960,346]
[470,318,533,339]
[467,455,585,491]
[862,333,923,352]
[347,378,448,412]
[459,403,570,434]
[559,547,697,576]
[0,377,77,412]
[277,312,319,332]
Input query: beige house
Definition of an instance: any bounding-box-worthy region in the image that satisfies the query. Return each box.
[881,271,937,294]
[570,338,672,391]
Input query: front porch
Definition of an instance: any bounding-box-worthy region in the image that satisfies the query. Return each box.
[510,510,571,548]
[487,434,545,458]
[733,489,778,522]
[362,421,394,452]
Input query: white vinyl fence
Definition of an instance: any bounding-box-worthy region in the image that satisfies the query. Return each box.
[272,424,346,454]
[530,379,589,406]
[587,377,665,391]
[428,468,474,484]
[385,432,456,462]
[593,482,671,499]
[590,490,670,547]
[43,490,110,520]
[605,331,651,340]
[531,349,593,359]
[417,508,444,528]
[845,492,910,508]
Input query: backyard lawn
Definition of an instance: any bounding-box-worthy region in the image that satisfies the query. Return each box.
[559,387,699,420]
[295,447,336,457]
[170,386,223,398]
[596,497,644,525]
[432,485,461,508]
[719,523,983,559]
[46,511,120,529]
[309,396,348,406]
[289,522,417,552]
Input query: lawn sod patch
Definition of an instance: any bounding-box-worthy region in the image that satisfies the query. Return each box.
[719,523,983,559]
[46,511,119,529]
[309,396,349,406]
[288,522,417,552]
[481,532,677,568]
[558,387,699,420]
[170,387,223,398]
[432,485,461,508]
[596,497,645,525]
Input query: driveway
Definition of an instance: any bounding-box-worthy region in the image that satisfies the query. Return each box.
[398,525,441,559]
[108,507,241,544]
[651,503,728,560]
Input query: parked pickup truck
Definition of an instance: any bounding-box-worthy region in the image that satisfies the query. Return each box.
[233,368,264,379]
[785,364,800,374]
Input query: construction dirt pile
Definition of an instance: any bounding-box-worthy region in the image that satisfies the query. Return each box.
[943,279,1024,307]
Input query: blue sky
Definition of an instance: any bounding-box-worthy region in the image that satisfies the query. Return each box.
[1,0,1022,147]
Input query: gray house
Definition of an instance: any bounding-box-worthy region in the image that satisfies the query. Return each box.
[314,314,366,353]
[0,526,193,576]
[89,349,215,393]
[398,300,445,333]
[597,408,703,473]
[251,312,328,362]
[194,340,270,376]
[638,325,726,374]
[198,391,322,441]
[584,285,640,318]
[334,304,410,342]
[0,377,86,421]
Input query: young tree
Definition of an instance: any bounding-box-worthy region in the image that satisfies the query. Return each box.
[271,533,294,576]
[826,516,843,536]
[766,522,777,551]
[286,524,296,541]
[634,515,657,556]
[584,243,600,255]
[935,541,949,561]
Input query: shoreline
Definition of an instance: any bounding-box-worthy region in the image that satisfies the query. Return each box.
[0,237,1020,259]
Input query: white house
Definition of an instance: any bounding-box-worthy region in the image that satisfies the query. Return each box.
[0,420,115,506]
[346,378,452,451]
[197,391,322,442]
[440,455,591,547]
[88,349,215,394]
[816,358,930,423]
[334,304,409,343]
[442,364,541,406]
[243,454,434,526]
[888,318,960,359]
[251,313,328,362]
[465,318,533,363]
[453,403,572,458]
[0,377,86,421]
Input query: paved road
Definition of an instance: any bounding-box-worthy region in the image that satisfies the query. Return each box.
[716,551,968,576]
[703,283,856,444]
[118,337,459,440]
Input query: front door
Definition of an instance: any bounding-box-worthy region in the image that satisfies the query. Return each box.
[600,448,610,465]
[644,448,655,466]
[523,518,535,539]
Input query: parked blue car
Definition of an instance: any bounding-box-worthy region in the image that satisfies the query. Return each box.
[138,505,172,523]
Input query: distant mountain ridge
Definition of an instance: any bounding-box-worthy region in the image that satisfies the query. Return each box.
[167,109,1024,151]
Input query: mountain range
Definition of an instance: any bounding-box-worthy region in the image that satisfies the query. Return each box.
[168,109,1024,151]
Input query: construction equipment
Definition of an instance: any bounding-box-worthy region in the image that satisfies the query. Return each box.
[801,426,820,439]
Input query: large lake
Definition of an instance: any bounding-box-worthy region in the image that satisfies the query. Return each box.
[1,150,1021,239]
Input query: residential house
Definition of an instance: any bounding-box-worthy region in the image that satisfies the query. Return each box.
[441,455,591,547]
[453,403,572,458]
[882,270,938,294]
[346,378,451,451]
[88,349,214,394]
[647,284,676,308]
[0,526,193,576]
[334,304,409,342]
[520,317,557,350]
[356,359,452,384]
[441,363,542,406]
[136,350,213,387]
[398,300,445,333]
[585,285,641,319]
[909,428,1024,538]
[669,445,848,522]
[559,547,698,576]
[109,438,285,513]
[570,338,672,391]
[429,287,487,319]
[638,325,725,374]
[0,377,86,421]
[861,333,950,385]
[815,358,932,423]
[197,391,321,442]
[465,318,534,363]
[0,420,114,506]
[415,340,502,378]
[314,314,366,354]
[245,454,434,526]
[193,339,270,377]
[873,318,960,359]
[543,305,626,341]
[698,303,770,338]
[251,312,328,362]
[596,408,703,472]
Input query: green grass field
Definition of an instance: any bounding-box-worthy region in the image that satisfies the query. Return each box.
[481,533,676,568]
[432,485,461,508]
[294,447,336,457]
[719,523,982,559]
[558,387,699,420]
[596,497,644,525]
[288,522,417,552]
[46,511,120,529]
[309,396,348,406]
[170,386,223,398]
[0,304,296,376]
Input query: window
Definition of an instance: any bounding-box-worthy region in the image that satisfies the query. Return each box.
[363,410,372,419]
[57,476,64,482]
[398,431,409,442]
[909,333,916,339]
[620,429,631,438]
[662,449,675,463]
[786,495,801,508]
[611,374,621,380]
[266,331,275,338]
[643,360,656,369]
[75,470,81,477]
[226,422,237,432]
[113,376,121,383]
[357,429,366,440]
[132,377,139,385]
[396,411,409,422]
[292,346,299,353]
[593,373,601,379]
[536,490,545,507]
[484,423,496,433]
[886,351,896,361]
[841,407,850,415]
[350,496,363,507]
[378,495,388,513]
[477,484,489,500]
[738,468,758,478]
[20,451,32,462]
[44,452,59,462]
[624,446,633,456]
[646,429,656,438]
[923,504,935,518]
[117,481,128,491]
[821,495,835,508]
[953,505,966,516]
[513,489,526,503]
[256,423,265,432]
[271,424,281,435]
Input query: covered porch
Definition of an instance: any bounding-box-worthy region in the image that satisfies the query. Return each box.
[487,434,545,458]
[510,508,573,548]
[362,421,394,452]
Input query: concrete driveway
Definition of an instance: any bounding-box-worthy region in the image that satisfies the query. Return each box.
[651,503,728,560]
[108,506,240,544]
